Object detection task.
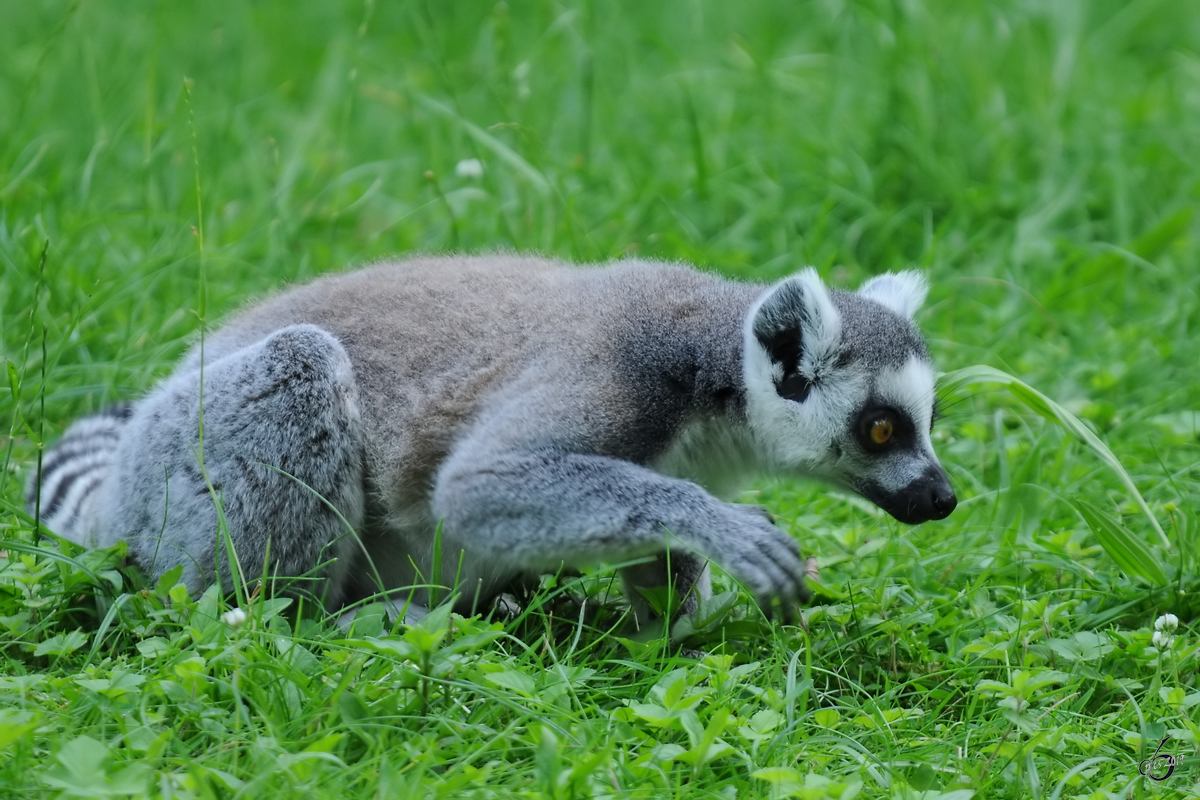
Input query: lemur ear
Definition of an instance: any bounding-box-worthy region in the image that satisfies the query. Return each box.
[857,271,929,319]
[749,269,842,402]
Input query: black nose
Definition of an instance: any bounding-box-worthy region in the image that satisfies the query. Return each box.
[865,465,958,525]
[929,482,957,520]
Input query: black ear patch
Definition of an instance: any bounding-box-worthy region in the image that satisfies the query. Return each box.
[777,372,812,403]
[748,280,825,402]
[754,298,813,403]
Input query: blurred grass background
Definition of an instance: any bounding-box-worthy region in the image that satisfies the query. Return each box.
[3,1,1200,797]
[5,0,1198,418]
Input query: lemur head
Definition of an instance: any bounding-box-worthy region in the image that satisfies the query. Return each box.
[742,269,956,524]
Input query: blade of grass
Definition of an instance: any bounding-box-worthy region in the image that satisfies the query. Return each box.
[940,364,1171,556]
[1075,500,1168,586]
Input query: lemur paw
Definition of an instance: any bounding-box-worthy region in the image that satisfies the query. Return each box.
[714,503,811,615]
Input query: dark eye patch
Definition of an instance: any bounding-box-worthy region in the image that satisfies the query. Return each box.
[854,406,916,452]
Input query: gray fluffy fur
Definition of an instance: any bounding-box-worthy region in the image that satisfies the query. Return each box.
[28,255,954,622]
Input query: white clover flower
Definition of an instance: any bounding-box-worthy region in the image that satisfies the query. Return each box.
[455,158,484,179]
[1154,613,1179,633]
[1152,630,1176,649]
[221,607,248,628]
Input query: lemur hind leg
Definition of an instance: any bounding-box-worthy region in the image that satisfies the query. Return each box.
[112,324,365,605]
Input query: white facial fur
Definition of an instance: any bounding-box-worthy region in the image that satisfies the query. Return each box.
[864,355,939,492]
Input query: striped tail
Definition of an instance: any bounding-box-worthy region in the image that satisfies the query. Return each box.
[26,404,132,542]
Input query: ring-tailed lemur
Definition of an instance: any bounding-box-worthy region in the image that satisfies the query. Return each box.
[27,255,955,623]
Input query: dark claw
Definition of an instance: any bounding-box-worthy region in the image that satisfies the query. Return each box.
[761,594,799,626]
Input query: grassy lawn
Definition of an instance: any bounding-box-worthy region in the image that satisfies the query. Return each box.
[3,0,1199,797]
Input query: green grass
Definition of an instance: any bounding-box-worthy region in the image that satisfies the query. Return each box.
[3,0,1200,797]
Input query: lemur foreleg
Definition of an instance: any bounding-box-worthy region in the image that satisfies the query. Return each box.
[432,447,810,618]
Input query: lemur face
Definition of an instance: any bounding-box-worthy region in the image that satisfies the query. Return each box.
[832,354,956,523]
[742,269,956,524]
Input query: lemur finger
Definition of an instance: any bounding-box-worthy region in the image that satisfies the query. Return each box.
[722,552,775,599]
[742,535,804,607]
[754,529,807,602]
[773,548,814,606]
[728,505,805,594]
[776,538,811,604]
[729,539,800,605]
[773,540,811,606]
[715,503,806,607]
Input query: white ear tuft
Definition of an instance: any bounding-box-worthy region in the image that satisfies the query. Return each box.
[857,271,929,319]
[747,268,842,377]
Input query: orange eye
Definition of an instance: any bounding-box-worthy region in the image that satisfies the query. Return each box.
[870,418,894,445]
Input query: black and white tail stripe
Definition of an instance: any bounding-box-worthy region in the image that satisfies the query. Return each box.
[26,403,132,539]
